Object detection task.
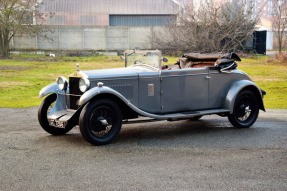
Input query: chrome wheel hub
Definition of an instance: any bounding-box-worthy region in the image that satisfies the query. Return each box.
[90,106,113,137]
[238,106,251,121]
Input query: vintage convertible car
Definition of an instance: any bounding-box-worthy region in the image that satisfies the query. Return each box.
[38,50,266,145]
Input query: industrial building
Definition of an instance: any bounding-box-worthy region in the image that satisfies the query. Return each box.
[39,0,179,26]
[12,0,180,51]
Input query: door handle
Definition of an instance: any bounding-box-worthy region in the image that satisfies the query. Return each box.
[206,76,211,79]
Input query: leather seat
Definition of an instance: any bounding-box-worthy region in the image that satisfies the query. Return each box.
[162,52,240,70]
[179,58,193,69]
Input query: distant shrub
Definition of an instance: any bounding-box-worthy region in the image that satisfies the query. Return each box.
[267,53,287,65]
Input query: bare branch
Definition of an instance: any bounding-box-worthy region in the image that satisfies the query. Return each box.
[0,0,52,57]
[272,0,287,53]
[151,0,259,55]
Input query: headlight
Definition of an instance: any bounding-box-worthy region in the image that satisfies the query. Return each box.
[56,76,68,91]
[79,78,90,92]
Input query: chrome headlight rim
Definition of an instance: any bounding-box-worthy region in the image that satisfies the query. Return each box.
[56,76,68,91]
[79,78,90,93]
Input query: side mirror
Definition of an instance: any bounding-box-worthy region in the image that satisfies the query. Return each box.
[162,57,168,63]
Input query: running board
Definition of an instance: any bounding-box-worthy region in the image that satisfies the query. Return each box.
[138,109,230,120]
[123,118,163,124]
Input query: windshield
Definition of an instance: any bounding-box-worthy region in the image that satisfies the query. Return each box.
[125,50,161,69]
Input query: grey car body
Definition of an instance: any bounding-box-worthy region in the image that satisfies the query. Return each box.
[38,50,266,145]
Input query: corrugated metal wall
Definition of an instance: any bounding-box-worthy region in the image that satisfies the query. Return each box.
[20,1,179,51]
[39,0,178,26]
[109,15,176,26]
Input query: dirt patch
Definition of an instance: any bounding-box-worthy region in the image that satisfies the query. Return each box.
[0,81,33,88]
[12,56,60,62]
[0,65,32,71]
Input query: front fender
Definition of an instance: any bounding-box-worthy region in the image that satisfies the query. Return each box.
[78,86,170,120]
[79,86,130,106]
[225,80,265,113]
[39,83,58,98]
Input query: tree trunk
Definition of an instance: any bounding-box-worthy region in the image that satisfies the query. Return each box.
[279,40,282,53]
[0,32,4,57]
[3,43,9,58]
[278,30,283,54]
[2,30,10,58]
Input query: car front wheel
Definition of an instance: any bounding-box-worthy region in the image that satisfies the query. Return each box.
[228,90,259,128]
[38,93,73,135]
[79,98,122,146]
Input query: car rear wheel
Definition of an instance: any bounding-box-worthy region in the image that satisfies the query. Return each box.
[38,93,73,135]
[79,98,122,146]
[228,90,259,128]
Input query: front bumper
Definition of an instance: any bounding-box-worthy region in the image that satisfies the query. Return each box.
[48,109,77,128]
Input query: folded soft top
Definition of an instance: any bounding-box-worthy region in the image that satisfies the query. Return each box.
[183,52,241,62]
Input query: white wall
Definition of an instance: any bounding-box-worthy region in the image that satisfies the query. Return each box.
[11,26,158,50]
[266,31,273,50]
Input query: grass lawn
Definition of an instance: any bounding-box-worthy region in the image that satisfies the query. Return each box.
[0,54,286,109]
[239,56,287,109]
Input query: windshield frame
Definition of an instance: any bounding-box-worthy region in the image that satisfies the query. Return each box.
[124,50,162,71]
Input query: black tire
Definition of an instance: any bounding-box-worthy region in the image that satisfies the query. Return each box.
[79,98,122,146]
[228,90,259,128]
[38,93,73,135]
[189,115,203,121]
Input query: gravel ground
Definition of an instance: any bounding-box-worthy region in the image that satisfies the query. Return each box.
[0,108,286,190]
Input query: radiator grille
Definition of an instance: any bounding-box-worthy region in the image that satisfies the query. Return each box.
[69,77,82,95]
[69,77,83,109]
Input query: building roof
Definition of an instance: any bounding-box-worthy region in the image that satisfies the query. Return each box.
[39,0,179,15]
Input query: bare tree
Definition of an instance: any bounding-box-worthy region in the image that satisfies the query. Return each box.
[151,0,259,54]
[0,0,49,58]
[272,0,287,53]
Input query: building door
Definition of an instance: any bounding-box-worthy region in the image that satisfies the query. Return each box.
[253,31,267,55]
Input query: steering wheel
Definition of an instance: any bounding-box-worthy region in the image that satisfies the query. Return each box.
[134,60,144,65]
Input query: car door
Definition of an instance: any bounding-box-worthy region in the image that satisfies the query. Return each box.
[160,68,209,113]
[138,71,161,113]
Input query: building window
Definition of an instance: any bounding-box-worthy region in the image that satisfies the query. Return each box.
[23,11,33,24]
[109,15,176,26]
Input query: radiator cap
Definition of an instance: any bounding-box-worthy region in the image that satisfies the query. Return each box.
[76,63,80,71]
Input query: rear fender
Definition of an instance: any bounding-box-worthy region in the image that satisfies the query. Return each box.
[225,80,265,113]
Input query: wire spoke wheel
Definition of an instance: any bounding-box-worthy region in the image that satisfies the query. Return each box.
[228,90,259,128]
[90,106,114,137]
[234,96,254,122]
[80,98,122,146]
